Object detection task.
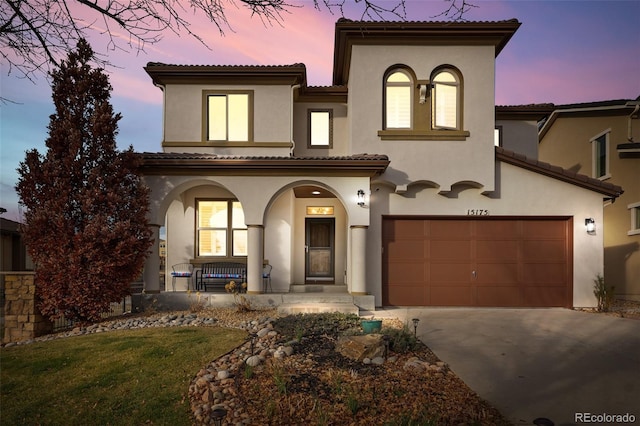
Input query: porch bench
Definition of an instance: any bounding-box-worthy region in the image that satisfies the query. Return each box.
[195,262,247,292]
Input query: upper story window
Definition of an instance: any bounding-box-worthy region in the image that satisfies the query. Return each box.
[204,91,253,142]
[431,68,461,130]
[309,109,333,148]
[379,65,468,140]
[591,130,610,180]
[196,200,247,257]
[384,69,413,129]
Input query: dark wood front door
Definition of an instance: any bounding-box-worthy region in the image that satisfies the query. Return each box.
[305,218,335,283]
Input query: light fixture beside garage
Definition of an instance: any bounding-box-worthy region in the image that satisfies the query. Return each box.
[357,189,366,207]
[585,218,596,234]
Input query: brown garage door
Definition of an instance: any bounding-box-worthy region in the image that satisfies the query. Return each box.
[382,217,573,307]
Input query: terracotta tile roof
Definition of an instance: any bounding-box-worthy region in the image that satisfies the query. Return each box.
[141,153,387,161]
[496,147,623,199]
[139,152,390,177]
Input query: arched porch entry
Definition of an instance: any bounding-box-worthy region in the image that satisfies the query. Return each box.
[264,180,367,295]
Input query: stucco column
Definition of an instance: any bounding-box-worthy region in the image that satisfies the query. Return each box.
[143,224,161,293]
[246,225,264,294]
[350,225,368,295]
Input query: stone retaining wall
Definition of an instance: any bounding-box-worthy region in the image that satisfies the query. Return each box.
[2,273,52,343]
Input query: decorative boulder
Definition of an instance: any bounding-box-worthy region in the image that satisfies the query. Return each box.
[336,334,386,361]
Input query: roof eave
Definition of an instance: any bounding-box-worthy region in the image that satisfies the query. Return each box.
[144,63,307,86]
[140,155,390,177]
[332,20,521,85]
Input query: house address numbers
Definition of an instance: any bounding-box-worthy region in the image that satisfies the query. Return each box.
[466,209,489,216]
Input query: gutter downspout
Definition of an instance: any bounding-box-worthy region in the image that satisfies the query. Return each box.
[628,104,639,142]
[290,84,301,156]
[153,82,166,145]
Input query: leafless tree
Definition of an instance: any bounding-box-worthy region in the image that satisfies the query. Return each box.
[1,0,473,82]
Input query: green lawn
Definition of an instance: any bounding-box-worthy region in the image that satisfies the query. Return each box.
[0,326,247,425]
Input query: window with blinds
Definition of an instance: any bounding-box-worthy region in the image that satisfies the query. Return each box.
[385,70,412,129]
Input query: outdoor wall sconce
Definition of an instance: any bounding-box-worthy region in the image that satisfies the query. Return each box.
[412,318,420,337]
[357,189,366,207]
[585,218,596,234]
[211,407,227,426]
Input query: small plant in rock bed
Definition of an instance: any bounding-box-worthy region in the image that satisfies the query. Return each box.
[385,324,422,353]
[225,281,252,312]
[187,290,206,313]
[593,273,615,312]
[270,361,289,395]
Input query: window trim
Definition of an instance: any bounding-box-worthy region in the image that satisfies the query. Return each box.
[383,66,415,130]
[195,199,247,259]
[590,129,611,180]
[201,90,254,143]
[379,64,468,141]
[628,201,640,236]
[308,109,333,148]
[431,66,463,131]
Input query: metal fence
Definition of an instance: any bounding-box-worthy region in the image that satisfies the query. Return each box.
[52,296,133,332]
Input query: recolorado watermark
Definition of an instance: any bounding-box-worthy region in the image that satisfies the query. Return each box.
[575,412,636,423]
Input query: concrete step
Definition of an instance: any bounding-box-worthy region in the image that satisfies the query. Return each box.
[290,284,348,293]
[277,302,359,315]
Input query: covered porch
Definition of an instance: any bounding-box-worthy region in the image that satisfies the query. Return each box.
[138,153,389,308]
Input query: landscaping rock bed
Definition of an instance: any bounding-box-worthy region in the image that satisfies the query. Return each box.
[189,309,511,426]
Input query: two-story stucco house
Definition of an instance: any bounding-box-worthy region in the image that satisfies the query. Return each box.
[539,99,640,301]
[139,19,622,310]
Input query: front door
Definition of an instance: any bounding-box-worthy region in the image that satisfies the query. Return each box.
[305,218,335,283]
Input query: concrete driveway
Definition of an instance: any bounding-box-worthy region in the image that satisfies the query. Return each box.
[373,308,640,426]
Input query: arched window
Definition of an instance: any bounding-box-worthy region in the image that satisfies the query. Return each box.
[431,68,461,130]
[384,69,413,129]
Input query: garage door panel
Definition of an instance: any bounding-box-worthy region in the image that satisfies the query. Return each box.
[431,240,472,260]
[431,286,474,306]
[430,263,471,283]
[523,220,566,239]
[522,263,565,285]
[476,221,519,238]
[523,240,565,260]
[386,240,427,260]
[385,285,427,306]
[385,220,428,238]
[476,240,518,261]
[477,287,521,306]
[522,287,566,307]
[387,262,426,284]
[430,220,472,239]
[476,263,518,284]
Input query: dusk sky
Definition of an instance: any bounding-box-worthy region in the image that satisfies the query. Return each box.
[1,0,639,222]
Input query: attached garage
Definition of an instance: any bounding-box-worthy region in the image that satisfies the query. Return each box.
[382,217,573,307]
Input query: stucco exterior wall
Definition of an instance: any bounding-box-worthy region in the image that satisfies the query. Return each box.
[347,45,497,192]
[497,119,539,159]
[163,84,293,144]
[293,102,349,156]
[366,161,605,307]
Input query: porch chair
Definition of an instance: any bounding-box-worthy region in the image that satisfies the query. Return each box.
[263,264,273,293]
[171,263,193,291]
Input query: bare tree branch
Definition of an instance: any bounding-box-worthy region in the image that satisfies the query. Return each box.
[432,0,478,21]
[1,0,467,82]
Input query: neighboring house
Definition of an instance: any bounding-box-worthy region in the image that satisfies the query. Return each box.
[139,19,622,309]
[539,99,640,301]
[0,217,31,272]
